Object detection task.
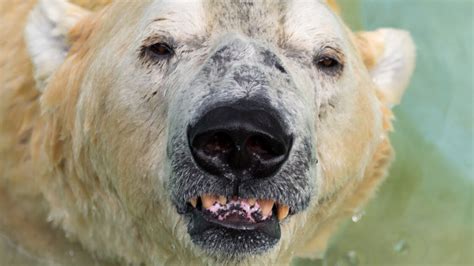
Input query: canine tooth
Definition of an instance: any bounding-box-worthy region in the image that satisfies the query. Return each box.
[247,198,256,206]
[277,204,289,221]
[189,198,197,208]
[202,195,216,209]
[218,195,227,205]
[259,199,275,217]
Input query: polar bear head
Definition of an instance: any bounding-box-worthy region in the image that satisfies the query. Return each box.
[25,0,415,264]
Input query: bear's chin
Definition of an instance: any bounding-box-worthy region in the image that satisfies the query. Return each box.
[187,208,281,258]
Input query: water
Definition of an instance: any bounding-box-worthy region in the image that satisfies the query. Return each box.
[0,233,40,265]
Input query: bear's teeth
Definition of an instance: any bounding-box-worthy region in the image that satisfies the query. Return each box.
[247,198,256,206]
[193,196,289,220]
[218,195,227,205]
[258,199,275,217]
[202,195,217,209]
[277,204,289,221]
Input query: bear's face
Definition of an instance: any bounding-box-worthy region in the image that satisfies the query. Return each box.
[26,0,415,264]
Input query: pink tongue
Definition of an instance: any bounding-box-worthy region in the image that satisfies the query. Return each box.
[205,199,270,223]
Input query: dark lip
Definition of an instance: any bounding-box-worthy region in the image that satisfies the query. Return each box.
[200,208,274,231]
[188,207,281,239]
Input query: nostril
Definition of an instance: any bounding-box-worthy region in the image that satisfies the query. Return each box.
[193,132,234,156]
[245,134,291,178]
[246,135,286,161]
[191,131,235,176]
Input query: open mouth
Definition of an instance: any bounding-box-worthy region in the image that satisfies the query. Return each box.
[185,195,292,256]
[189,195,290,226]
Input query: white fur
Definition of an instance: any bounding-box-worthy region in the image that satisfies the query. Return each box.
[285,1,346,51]
[24,0,89,91]
[370,28,416,107]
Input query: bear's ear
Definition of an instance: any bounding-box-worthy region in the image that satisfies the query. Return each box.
[25,0,90,92]
[355,28,416,107]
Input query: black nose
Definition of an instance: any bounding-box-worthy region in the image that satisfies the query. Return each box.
[188,101,293,180]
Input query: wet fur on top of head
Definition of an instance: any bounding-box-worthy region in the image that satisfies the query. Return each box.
[0,0,415,265]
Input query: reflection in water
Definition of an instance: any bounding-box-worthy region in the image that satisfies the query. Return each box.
[393,239,408,254]
[351,210,366,223]
[335,250,360,266]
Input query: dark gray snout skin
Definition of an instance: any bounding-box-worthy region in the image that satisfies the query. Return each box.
[165,35,317,257]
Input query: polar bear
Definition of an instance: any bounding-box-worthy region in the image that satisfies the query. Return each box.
[0,0,415,265]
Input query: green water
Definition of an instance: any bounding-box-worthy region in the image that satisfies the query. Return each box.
[295,0,473,265]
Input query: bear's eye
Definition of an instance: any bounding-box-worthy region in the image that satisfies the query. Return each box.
[147,42,174,59]
[314,55,343,76]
